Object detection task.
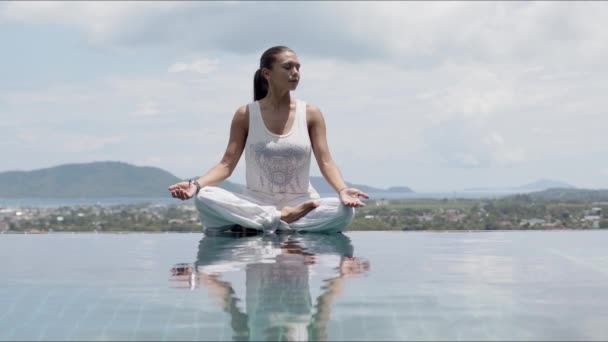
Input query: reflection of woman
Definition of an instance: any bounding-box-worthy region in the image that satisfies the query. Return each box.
[167,46,369,234]
[172,232,369,341]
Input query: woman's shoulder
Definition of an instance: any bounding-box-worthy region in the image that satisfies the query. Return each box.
[235,102,255,116]
[235,104,246,113]
[231,104,250,127]
[304,101,323,120]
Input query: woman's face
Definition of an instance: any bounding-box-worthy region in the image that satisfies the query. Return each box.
[264,50,301,91]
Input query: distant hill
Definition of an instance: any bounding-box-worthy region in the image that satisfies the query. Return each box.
[522,188,608,202]
[0,161,242,198]
[0,161,411,198]
[517,179,574,190]
[310,176,413,194]
[465,178,574,192]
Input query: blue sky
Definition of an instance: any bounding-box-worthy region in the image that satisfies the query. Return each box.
[1,1,607,191]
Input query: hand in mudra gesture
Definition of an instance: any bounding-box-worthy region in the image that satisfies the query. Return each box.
[168,181,197,201]
[339,187,369,207]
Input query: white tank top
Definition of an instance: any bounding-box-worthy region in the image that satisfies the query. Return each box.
[245,99,315,195]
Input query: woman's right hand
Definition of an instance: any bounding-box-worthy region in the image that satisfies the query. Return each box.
[168,181,197,200]
[339,187,368,207]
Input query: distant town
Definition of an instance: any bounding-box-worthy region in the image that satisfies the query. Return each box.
[347,196,607,231]
[2,195,607,234]
[2,161,607,233]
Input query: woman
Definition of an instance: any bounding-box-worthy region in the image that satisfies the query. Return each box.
[168,46,368,233]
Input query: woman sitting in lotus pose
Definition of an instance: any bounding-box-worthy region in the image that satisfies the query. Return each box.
[168,46,368,233]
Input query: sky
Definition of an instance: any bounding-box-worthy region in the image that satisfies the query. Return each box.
[1,1,607,192]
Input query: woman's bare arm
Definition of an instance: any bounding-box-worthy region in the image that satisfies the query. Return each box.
[168,105,249,200]
[195,105,249,187]
[307,104,368,207]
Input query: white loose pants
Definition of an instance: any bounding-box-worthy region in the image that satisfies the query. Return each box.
[194,187,354,234]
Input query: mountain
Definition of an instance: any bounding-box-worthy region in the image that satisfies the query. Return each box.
[0,161,412,198]
[465,179,575,192]
[517,179,574,190]
[309,176,413,194]
[0,161,241,198]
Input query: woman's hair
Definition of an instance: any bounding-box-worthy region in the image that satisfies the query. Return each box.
[253,46,294,101]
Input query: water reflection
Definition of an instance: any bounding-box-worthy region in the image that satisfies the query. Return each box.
[171,232,369,341]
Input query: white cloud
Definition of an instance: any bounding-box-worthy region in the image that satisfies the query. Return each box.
[3,2,605,65]
[2,46,605,186]
[16,129,124,153]
[482,132,525,166]
[2,2,608,188]
[132,102,161,117]
[168,58,219,75]
[483,132,505,147]
[454,153,481,168]
[424,121,527,169]
[492,147,527,167]
[0,1,186,44]
[138,156,162,166]
[61,135,125,153]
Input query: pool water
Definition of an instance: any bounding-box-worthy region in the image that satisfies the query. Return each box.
[1,230,608,341]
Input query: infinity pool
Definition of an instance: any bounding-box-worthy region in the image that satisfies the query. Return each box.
[1,231,608,341]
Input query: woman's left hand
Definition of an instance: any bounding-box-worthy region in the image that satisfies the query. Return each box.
[339,187,369,207]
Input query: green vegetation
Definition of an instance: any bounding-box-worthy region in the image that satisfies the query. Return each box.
[525,188,608,202]
[349,195,607,231]
[3,195,606,233]
[2,203,201,233]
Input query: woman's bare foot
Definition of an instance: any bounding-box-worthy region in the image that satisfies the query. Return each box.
[280,200,320,223]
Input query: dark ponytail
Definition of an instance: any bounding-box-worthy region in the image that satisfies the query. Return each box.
[253,46,294,101]
[253,68,268,102]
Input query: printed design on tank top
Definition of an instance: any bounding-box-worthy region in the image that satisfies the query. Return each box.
[250,141,308,193]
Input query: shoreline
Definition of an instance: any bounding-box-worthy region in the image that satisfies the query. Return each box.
[3,227,604,235]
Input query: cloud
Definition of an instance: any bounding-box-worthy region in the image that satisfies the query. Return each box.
[3,2,606,67]
[132,102,161,117]
[424,121,527,169]
[453,153,482,168]
[1,46,603,185]
[61,135,125,153]
[482,132,526,166]
[168,58,219,74]
[138,156,162,166]
[16,128,124,153]
[0,1,186,44]
[2,2,608,188]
